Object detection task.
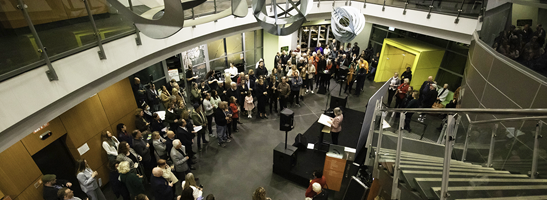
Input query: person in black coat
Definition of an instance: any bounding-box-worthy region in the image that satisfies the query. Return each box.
[132,130,152,180]
[267,75,278,113]
[175,120,197,170]
[419,76,435,102]
[316,55,327,89]
[164,103,179,131]
[404,92,420,132]
[214,102,229,146]
[108,161,130,200]
[238,79,250,113]
[165,131,175,157]
[418,84,438,122]
[256,61,268,78]
[401,67,413,83]
[151,167,174,200]
[355,67,367,96]
[226,82,240,102]
[42,174,72,200]
[146,83,161,112]
[255,78,268,119]
[150,113,166,136]
[117,123,133,147]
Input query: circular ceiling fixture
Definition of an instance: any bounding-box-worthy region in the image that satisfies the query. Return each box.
[331,6,365,43]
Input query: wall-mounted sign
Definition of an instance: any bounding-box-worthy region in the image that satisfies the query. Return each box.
[33,123,50,134]
[168,69,180,82]
[77,143,90,156]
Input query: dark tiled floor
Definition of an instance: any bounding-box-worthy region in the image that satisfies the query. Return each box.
[101,79,447,200]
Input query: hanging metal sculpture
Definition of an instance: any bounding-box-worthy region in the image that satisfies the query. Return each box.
[330,6,365,43]
[252,0,313,36]
[107,0,248,39]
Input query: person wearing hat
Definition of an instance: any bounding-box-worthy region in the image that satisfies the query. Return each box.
[43,174,72,200]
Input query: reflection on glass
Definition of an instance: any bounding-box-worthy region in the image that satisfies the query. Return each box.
[244,31,255,52]
[255,48,263,64]
[256,29,263,47]
[448,42,469,55]
[93,3,135,40]
[208,39,225,59]
[216,0,231,12]
[132,62,164,84]
[210,58,227,71]
[245,50,255,67]
[193,0,217,17]
[227,52,245,66]
[371,28,387,43]
[226,33,243,54]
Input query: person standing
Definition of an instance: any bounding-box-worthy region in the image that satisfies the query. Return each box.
[191,103,209,151]
[165,131,175,158]
[245,92,255,118]
[116,141,141,173]
[289,71,303,107]
[437,83,450,102]
[160,85,171,109]
[146,83,160,112]
[135,108,150,133]
[152,131,167,160]
[351,42,360,58]
[174,120,197,170]
[165,103,180,131]
[329,107,344,145]
[368,52,379,81]
[404,92,420,132]
[43,174,73,200]
[157,159,178,196]
[214,102,230,147]
[117,123,132,147]
[280,51,290,72]
[387,73,400,107]
[150,113,166,136]
[311,183,328,200]
[395,78,410,108]
[101,130,120,162]
[76,159,107,200]
[419,84,438,122]
[419,76,435,103]
[132,77,146,106]
[203,93,215,139]
[131,130,152,180]
[181,173,203,200]
[255,78,268,119]
[170,139,191,180]
[345,60,357,94]
[256,61,268,78]
[191,83,203,105]
[229,97,240,132]
[354,67,367,96]
[316,55,327,89]
[118,161,145,200]
[306,63,316,93]
[107,161,130,200]
[400,67,412,83]
[277,77,290,110]
[267,73,278,114]
[150,167,174,200]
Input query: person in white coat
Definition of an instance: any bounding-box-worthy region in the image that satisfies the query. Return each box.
[75,159,106,200]
[436,83,450,102]
[101,131,119,162]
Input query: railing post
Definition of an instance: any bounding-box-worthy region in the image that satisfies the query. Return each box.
[531,122,543,179]
[127,0,142,45]
[402,0,408,14]
[382,0,386,11]
[83,0,106,60]
[373,111,388,179]
[461,123,473,161]
[391,112,405,200]
[16,0,58,81]
[365,99,381,166]
[440,114,456,200]
[454,0,465,23]
[426,0,435,19]
[486,123,498,167]
[437,123,447,144]
[363,0,366,8]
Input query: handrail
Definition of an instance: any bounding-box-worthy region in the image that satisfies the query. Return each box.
[466,114,547,125]
[381,108,547,115]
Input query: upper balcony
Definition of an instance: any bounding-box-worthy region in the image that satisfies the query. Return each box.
[0,0,479,152]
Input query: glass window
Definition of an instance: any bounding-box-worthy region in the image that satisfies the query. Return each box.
[255,48,263,64]
[256,29,263,47]
[448,42,470,55]
[132,62,164,84]
[93,4,135,41]
[207,39,225,59]
[371,28,388,43]
[245,50,255,67]
[210,58,227,71]
[226,33,243,54]
[435,69,463,91]
[227,52,245,66]
[245,31,255,51]
[440,52,467,75]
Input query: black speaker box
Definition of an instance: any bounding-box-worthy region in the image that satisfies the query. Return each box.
[273,143,297,171]
[330,96,347,110]
[292,133,307,150]
[280,108,294,131]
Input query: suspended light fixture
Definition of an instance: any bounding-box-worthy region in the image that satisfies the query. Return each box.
[330,6,365,43]
[252,0,313,36]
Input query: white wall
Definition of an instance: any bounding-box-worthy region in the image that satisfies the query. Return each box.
[350,22,374,53]
[0,1,479,153]
[263,32,279,70]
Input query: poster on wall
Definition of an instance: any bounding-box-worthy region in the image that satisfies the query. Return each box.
[192,63,207,81]
[168,69,180,82]
[181,45,206,69]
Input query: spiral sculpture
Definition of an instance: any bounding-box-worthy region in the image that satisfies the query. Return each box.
[252,0,313,36]
[330,6,366,43]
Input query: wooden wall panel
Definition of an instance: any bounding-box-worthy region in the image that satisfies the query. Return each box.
[13,176,43,200]
[61,95,110,149]
[0,142,42,197]
[110,111,137,137]
[98,78,138,125]
[81,130,110,170]
[0,188,5,199]
[20,117,67,156]
[95,163,111,187]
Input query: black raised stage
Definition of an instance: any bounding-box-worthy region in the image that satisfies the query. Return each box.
[273,109,365,187]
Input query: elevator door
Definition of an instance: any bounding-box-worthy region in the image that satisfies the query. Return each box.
[32,134,86,198]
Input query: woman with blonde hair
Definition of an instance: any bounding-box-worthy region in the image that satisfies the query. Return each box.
[252,187,271,200]
[160,85,171,109]
[117,161,145,199]
[182,173,203,200]
[76,159,106,200]
[224,72,232,88]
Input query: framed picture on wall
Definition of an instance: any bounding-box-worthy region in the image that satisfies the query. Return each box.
[280,46,289,52]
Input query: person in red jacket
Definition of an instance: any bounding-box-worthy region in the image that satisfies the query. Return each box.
[305,170,327,198]
[396,78,410,108]
[229,96,240,132]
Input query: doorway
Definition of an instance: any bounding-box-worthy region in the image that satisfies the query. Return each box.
[32,134,86,198]
[384,47,416,76]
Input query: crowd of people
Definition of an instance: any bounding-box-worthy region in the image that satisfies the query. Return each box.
[42,39,376,200]
[493,23,546,76]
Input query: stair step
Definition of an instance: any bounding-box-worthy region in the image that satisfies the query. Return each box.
[380,160,487,169]
[455,195,547,200]
[432,185,547,200]
[381,155,471,165]
[399,165,505,173]
[414,178,547,199]
[401,170,528,190]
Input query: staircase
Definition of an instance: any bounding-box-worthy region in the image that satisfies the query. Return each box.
[373,135,547,200]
